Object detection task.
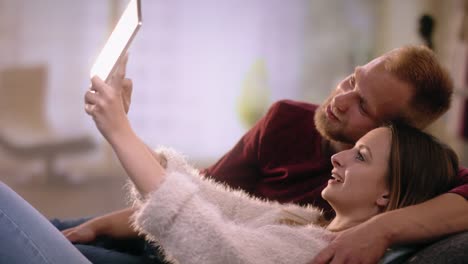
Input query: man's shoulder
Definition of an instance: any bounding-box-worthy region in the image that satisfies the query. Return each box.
[269,99,319,114]
[264,100,319,124]
[259,100,323,146]
[449,166,468,200]
[457,166,468,179]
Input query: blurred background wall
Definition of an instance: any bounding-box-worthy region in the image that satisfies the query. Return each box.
[0,0,466,218]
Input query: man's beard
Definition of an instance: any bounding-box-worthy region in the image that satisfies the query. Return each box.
[314,102,355,144]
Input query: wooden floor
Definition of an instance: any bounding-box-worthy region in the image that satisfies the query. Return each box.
[0,166,129,219]
[0,149,210,220]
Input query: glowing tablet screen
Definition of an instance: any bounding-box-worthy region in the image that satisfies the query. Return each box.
[90,0,141,82]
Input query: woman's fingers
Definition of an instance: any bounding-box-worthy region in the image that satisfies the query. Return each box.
[90,76,108,93]
[61,228,75,240]
[84,88,99,116]
[122,78,133,113]
[84,89,98,104]
[118,53,129,77]
[108,54,128,89]
[86,71,127,120]
[123,78,132,93]
[84,103,95,116]
[62,229,81,243]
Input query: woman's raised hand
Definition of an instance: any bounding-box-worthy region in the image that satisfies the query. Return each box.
[85,76,131,143]
[122,77,133,114]
[85,55,132,143]
[109,54,133,114]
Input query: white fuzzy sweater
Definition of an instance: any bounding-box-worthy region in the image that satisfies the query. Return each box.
[129,147,334,264]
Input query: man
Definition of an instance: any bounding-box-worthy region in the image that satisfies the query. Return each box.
[61,45,468,263]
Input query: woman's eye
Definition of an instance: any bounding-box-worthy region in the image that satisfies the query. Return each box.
[355,151,365,161]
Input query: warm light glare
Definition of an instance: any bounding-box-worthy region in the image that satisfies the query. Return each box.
[90,0,141,82]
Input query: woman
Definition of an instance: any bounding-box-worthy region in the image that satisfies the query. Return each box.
[124,125,457,264]
[76,73,457,263]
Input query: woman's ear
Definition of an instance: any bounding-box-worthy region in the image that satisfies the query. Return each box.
[376,192,389,207]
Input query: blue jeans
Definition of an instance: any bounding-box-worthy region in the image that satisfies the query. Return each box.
[51,218,165,264]
[0,182,90,263]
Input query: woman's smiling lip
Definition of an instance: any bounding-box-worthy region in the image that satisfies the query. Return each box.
[330,171,344,183]
[326,105,339,122]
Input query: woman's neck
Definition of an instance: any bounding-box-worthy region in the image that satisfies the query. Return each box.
[326,216,364,232]
[326,208,380,232]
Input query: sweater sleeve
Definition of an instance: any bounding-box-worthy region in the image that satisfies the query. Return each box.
[135,146,323,225]
[130,169,332,264]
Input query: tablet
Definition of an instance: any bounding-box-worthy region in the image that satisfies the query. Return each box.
[90,0,142,82]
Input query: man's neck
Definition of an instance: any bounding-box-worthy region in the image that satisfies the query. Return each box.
[322,139,353,156]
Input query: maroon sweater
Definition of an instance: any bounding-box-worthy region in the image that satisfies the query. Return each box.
[203,100,468,215]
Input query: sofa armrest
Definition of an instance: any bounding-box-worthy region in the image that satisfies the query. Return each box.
[403,231,468,264]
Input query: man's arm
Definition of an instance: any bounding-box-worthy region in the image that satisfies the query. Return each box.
[312,193,468,264]
[379,193,468,244]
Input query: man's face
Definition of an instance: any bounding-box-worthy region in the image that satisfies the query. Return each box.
[315,54,412,144]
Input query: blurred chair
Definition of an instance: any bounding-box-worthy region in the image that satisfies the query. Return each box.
[0,66,95,181]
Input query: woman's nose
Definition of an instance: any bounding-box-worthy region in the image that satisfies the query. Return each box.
[331,152,343,168]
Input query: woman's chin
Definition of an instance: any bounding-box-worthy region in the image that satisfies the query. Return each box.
[321,187,332,201]
[321,185,342,206]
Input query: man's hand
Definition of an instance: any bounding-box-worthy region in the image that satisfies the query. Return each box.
[311,219,390,264]
[312,193,468,264]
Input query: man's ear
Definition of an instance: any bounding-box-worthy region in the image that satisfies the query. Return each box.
[376,192,390,207]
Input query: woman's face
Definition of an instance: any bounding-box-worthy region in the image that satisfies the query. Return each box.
[322,127,391,212]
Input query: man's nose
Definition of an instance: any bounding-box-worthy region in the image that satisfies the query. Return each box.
[334,91,357,113]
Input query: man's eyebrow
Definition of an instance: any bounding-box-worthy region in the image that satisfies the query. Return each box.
[354,69,378,120]
[355,87,371,114]
[358,144,373,161]
[359,94,378,120]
